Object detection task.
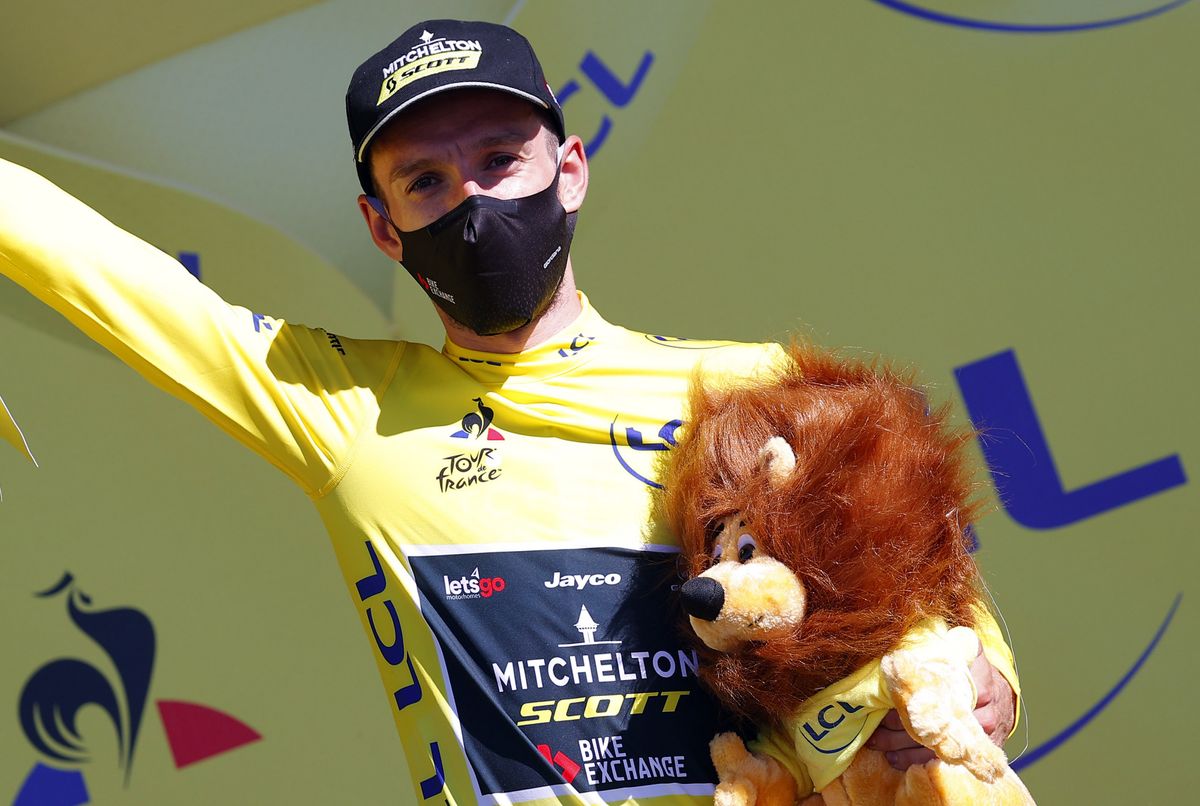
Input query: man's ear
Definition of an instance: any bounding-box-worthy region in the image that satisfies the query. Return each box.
[557,134,589,214]
[358,194,404,262]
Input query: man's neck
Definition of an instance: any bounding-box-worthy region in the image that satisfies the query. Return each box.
[439,264,583,354]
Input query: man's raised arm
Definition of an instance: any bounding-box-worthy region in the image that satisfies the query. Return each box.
[0,158,399,497]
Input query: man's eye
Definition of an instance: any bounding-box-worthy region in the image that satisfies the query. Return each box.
[487,154,517,169]
[407,175,438,194]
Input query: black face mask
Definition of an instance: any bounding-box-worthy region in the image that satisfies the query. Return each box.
[378,166,577,337]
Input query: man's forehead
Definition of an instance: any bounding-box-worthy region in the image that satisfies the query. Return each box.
[376,89,544,151]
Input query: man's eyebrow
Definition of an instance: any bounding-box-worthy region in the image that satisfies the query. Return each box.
[390,157,438,182]
[472,130,530,150]
[389,130,533,182]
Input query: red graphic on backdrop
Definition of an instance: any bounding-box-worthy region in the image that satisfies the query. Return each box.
[157,700,262,768]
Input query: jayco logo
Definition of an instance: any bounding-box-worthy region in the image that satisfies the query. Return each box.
[544,571,622,590]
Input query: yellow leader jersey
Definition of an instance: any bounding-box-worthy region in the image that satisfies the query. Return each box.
[0,158,1018,806]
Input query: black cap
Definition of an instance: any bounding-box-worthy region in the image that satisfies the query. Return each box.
[346,19,565,194]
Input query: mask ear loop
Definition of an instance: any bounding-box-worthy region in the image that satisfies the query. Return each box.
[367,195,407,243]
[366,195,393,224]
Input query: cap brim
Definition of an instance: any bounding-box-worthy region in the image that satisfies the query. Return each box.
[356,82,552,164]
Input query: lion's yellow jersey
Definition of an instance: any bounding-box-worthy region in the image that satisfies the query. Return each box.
[752,614,1018,795]
[0,158,1017,805]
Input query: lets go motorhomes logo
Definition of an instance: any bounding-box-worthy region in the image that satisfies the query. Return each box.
[442,567,507,601]
[13,574,260,805]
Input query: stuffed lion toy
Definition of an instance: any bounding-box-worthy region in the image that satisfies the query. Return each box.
[662,344,1034,806]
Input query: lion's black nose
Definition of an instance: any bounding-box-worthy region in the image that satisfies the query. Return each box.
[680,577,725,621]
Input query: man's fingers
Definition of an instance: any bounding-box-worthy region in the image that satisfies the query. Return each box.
[884,747,936,770]
[968,640,993,707]
[865,712,916,752]
[863,711,937,770]
[970,647,1016,746]
[869,642,1018,768]
[973,699,1001,737]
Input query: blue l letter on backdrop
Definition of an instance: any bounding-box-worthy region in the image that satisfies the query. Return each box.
[954,350,1186,529]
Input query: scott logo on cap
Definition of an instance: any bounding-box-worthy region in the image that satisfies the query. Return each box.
[377,29,484,105]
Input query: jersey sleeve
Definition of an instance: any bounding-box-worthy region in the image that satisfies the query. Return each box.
[0,157,400,496]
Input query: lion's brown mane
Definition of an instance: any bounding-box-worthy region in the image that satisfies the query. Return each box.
[662,343,986,729]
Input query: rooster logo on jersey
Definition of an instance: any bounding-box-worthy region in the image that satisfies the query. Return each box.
[452,398,505,440]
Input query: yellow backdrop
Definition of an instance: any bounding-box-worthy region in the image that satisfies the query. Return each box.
[2,2,1195,803]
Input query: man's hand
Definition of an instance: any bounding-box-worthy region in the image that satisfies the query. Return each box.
[866,643,1015,770]
[969,643,1016,746]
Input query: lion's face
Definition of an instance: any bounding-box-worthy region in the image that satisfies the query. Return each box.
[679,512,807,652]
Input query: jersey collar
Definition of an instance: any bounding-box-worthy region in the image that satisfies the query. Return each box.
[441,292,611,385]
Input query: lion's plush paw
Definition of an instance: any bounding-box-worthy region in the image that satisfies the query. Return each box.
[711,731,754,778]
[882,629,1009,783]
[709,732,798,806]
[956,734,1009,784]
[715,778,758,806]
